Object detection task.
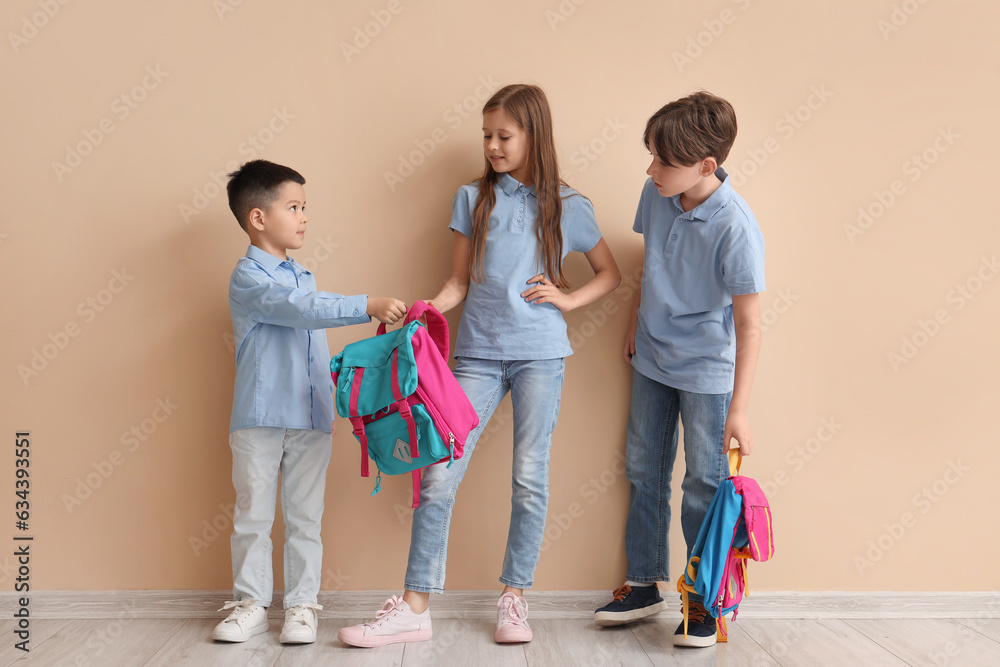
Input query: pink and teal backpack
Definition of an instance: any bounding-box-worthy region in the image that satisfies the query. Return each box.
[677,449,775,643]
[331,301,479,508]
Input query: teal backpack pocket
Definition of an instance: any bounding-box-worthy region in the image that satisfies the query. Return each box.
[363,404,450,476]
[333,322,420,418]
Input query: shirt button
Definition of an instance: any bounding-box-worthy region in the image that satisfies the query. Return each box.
[671,234,677,240]
[354,309,360,316]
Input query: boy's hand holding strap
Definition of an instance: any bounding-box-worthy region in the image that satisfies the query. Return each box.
[376,300,450,361]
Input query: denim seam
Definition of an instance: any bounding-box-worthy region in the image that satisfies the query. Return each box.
[499,575,533,589]
[403,583,442,594]
[549,361,565,436]
[258,471,275,601]
[281,429,294,600]
[656,390,679,577]
[432,375,506,590]
[502,358,564,587]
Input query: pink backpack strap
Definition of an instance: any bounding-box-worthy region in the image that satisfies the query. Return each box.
[406,301,449,360]
[390,349,419,458]
[375,301,450,360]
[348,368,369,478]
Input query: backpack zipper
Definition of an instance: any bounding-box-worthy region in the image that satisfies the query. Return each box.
[339,367,355,393]
[415,385,464,447]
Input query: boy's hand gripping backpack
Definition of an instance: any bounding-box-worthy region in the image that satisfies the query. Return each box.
[677,449,775,643]
[331,301,479,508]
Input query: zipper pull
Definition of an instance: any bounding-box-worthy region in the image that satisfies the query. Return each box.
[339,367,355,393]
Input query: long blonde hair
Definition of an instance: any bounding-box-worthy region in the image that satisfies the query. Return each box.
[470,84,570,289]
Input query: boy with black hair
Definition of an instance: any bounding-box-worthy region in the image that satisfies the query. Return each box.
[213,159,406,644]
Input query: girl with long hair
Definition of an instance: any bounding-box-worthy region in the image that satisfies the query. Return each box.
[340,83,621,646]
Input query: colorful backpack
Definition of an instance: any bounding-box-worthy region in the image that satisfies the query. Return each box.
[331,301,479,508]
[677,449,775,643]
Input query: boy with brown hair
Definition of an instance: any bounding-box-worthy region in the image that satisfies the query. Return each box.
[594,92,765,648]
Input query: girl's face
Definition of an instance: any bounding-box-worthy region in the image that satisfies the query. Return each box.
[483,109,531,185]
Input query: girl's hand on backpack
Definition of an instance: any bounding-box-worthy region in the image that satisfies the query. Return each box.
[416,300,436,326]
[521,274,575,311]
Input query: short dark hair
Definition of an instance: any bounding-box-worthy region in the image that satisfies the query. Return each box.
[226,160,305,230]
[643,91,737,167]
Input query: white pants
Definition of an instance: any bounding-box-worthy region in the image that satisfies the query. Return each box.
[229,428,332,608]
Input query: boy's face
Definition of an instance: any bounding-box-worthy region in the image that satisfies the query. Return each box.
[483,109,531,185]
[250,181,307,258]
[646,151,706,198]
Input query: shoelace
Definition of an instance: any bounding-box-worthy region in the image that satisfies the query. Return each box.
[217,599,259,621]
[684,600,708,623]
[498,593,528,626]
[287,602,323,625]
[611,584,632,602]
[366,595,406,629]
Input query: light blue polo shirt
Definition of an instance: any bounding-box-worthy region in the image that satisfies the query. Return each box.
[632,168,765,394]
[449,173,603,360]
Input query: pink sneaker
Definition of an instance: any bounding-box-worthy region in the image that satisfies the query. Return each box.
[338,595,432,648]
[495,592,533,643]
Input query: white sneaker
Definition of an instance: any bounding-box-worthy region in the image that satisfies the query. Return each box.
[212,599,268,642]
[280,602,322,644]
[337,595,432,647]
[495,592,532,643]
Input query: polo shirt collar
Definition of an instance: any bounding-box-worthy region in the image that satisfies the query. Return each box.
[499,173,536,197]
[677,167,732,221]
[246,244,298,273]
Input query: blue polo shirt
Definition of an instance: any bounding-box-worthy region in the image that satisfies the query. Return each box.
[229,245,371,433]
[632,168,765,394]
[449,173,603,360]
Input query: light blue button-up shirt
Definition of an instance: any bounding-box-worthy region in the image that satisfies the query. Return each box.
[229,245,370,433]
[449,173,603,360]
[632,169,765,394]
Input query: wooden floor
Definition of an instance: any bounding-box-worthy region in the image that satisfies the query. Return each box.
[4,614,1000,666]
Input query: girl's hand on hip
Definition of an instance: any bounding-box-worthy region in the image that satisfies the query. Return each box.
[521,274,575,312]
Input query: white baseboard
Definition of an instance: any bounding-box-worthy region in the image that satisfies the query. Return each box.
[3,590,997,620]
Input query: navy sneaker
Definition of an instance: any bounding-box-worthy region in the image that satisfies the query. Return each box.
[594,584,668,626]
[673,600,718,647]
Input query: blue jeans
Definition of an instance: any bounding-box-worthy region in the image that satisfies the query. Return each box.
[623,369,731,591]
[229,428,332,608]
[404,357,565,593]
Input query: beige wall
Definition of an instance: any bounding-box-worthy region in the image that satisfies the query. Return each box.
[2,0,996,594]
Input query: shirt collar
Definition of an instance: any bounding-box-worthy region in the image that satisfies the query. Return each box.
[675,167,732,221]
[499,173,536,197]
[245,244,302,274]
